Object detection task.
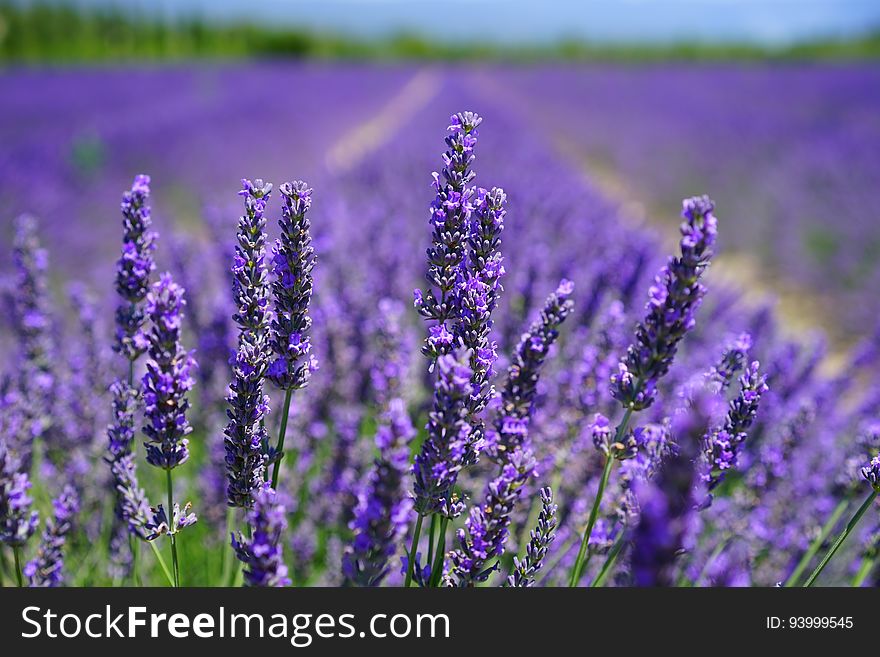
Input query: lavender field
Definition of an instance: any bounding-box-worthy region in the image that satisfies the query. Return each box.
[2,63,880,588]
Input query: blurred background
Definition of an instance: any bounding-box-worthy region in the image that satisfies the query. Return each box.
[1,0,879,345]
[4,0,880,589]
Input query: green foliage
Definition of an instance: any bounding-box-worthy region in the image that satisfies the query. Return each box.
[1,1,879,64]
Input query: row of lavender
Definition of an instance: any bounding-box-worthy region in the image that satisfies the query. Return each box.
[492,64,880,336]
[2,73,880,586]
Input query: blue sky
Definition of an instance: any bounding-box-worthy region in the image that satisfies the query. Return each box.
[71,0,880,44]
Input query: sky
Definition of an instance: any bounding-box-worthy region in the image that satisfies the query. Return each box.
[70,0,880,45]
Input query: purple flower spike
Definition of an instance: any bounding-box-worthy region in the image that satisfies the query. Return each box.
[142,273,196,471]
[708,332,753,391]
[0,438,40,547]
[224,342,269,509]
[507,487,558,587]
[446,447,538,586]
[343,398,416,586]
[415,112,483,363]
[232,178,272,342]
[232,484,291,587]
[225,179,273,508]
[114,175,157,361]
[106,381,152,539]
[701,360,769,495]
[485,280,575,461]
[11,215,54,466]
[268,181,317,391]
[455,186,507,463]
[612,196,717,411]
[25,485,79,587]
[412,351,473,519]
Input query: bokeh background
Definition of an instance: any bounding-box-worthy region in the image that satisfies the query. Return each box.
[2,0,879,348]
[3,0,880,588]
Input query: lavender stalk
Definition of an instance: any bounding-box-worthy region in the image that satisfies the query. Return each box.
[108,175,157,582]
[11,215,55,468]
[414,111,483,364]
[447,281,574,586]
[570,195,717,587]
[267,181,317,489]
[225,179,273,512]
[24,485,78,587]
[232,484,291,587]
[343,399,416,586]
[507,487,558,587]
[142,273,197,586]
[406,351,473,586]
[804,457,880,586]
[0,438,39,586]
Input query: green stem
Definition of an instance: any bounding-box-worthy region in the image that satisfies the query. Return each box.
[166,468,180,587]
[569,444,619,587]
[427,514,437,573]
[517,446,569,562]
[221,506,235,586]
[804,490,877,587]
[147,540,175,587]
[591,534,625,587]
[271,388,294,490]
[852,556,876,587]
[129,534,142,587]
[784,497,850,587]
[13,546,24,587]
[679,536,731,588]
[404,514,424,587]
[430,517,449,587]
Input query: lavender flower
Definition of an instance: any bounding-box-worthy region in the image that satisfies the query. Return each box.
[114,175,156,361]
[145,502,198,541]
[708,333,753,391]
[414,112,483,362]
[106,381,151,539]
[224,342,269,508]
[612,196,717,410]
[446,448,537,586]
[142,273,196,470]
[225,179,272,507]
[232,484,291,587]
[267,181,318,390]
[0,438,39,547]
[456,187,506,462]
[24,485,79,587]
[12,215,54,465]
[701,361,769,493]
[507,487,558,587]
[590,412,639,461]
[64,283,106,482]
[485,280,575,460]
[109,454,152,540]
[343,398,416,586]
[862,455,880,491]
[232,178,272,344]
[412,351,473,519]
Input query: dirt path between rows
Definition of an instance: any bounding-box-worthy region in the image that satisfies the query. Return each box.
[325,66,850,374]
[464,68,850,374]
[324,69,443,174]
